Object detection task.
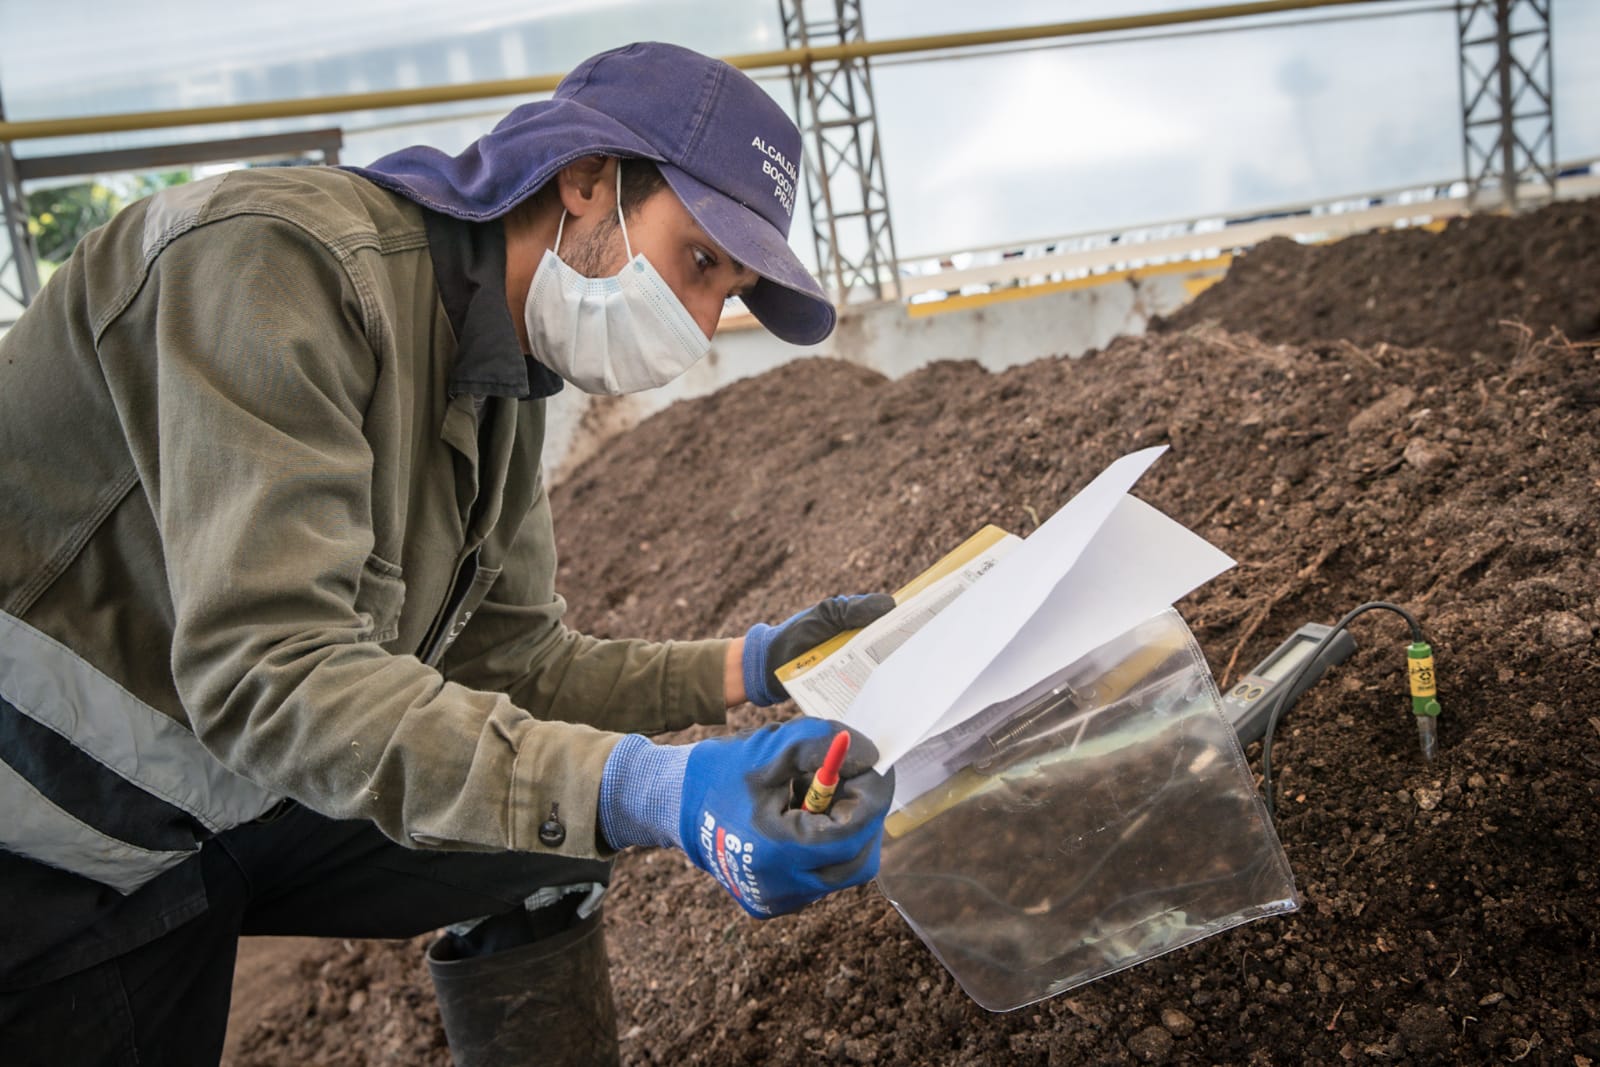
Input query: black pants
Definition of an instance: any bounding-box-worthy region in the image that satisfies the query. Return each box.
[0,802,608,1067]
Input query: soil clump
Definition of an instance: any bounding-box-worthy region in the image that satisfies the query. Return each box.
[230,197,1600,1065]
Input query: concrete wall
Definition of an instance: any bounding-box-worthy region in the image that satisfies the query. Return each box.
[543,267,1203,483]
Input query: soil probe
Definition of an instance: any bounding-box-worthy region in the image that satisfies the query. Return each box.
[1258,600,1440,815]
[802,731,851,814]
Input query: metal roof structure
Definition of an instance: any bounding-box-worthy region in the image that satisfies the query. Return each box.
[0,1,1581,325]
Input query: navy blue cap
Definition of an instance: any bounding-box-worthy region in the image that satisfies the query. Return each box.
[351,42,834,345]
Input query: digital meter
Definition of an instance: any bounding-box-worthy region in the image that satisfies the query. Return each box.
[1222,622,1357,745]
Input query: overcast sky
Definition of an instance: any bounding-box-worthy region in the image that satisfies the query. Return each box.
[2,0,1594,263]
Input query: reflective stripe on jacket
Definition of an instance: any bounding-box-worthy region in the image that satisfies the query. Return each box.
[0,167,728,902]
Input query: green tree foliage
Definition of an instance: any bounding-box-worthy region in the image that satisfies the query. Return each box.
[27,171,190,265]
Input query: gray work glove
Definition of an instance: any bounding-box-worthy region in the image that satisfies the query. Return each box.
[740,593,896,706]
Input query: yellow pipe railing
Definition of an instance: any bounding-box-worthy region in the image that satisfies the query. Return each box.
[0,0,1391,143]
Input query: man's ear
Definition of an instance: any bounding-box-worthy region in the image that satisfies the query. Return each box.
[555,156,616,220]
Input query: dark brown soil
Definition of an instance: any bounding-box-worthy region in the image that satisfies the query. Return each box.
[230,196,1600,1066]
[1157,198,1600,362]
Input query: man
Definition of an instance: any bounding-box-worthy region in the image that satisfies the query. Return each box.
[0,41,896,1066]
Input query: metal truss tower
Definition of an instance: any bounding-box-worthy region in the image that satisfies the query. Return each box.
[1456,0,1556,212]
[780,0,901,306]
[1,78,42,320]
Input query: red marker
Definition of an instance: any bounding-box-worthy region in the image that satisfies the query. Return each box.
[802,731,852,815]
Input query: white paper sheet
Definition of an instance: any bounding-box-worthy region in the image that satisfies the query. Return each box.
[916,494,1235,746]
[837,445,1196,770]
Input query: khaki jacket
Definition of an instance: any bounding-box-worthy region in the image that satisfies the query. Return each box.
[0,167,728,899]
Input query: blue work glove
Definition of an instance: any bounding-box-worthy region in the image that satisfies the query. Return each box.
[599,719,893,918]
[742,593,897,706]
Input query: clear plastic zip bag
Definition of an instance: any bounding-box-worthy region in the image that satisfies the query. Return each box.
[876,609,1298,1012]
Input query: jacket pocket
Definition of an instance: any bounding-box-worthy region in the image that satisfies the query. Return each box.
[355,553,407,644]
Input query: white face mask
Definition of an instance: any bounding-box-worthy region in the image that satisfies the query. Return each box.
[523,163,712,395]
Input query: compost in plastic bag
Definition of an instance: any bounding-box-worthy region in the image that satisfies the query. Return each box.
[877,609,1298,1012]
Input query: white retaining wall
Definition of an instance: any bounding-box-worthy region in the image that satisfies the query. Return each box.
[543,269,1196,483]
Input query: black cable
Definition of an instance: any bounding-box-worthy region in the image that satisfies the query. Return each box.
[1258,600,1424,818]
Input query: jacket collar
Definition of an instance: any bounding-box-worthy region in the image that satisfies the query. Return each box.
[421,210,562,401]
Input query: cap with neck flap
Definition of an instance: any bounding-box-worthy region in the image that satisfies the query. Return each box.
[350,41,834,345]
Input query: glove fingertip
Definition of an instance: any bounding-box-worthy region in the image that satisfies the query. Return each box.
[832,725,884,774]
[841,592,897,628]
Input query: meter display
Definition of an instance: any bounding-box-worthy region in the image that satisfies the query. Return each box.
[1257,638,1318,683]
[1222,623,1357,745]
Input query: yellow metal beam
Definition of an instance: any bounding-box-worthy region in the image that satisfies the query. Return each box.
[903,254,1234,319]
[725,0,1388,67]
[1,0,1390,143]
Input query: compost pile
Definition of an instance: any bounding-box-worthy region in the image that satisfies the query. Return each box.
[1159,198,1600,361]
[232,197,1600,1066]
